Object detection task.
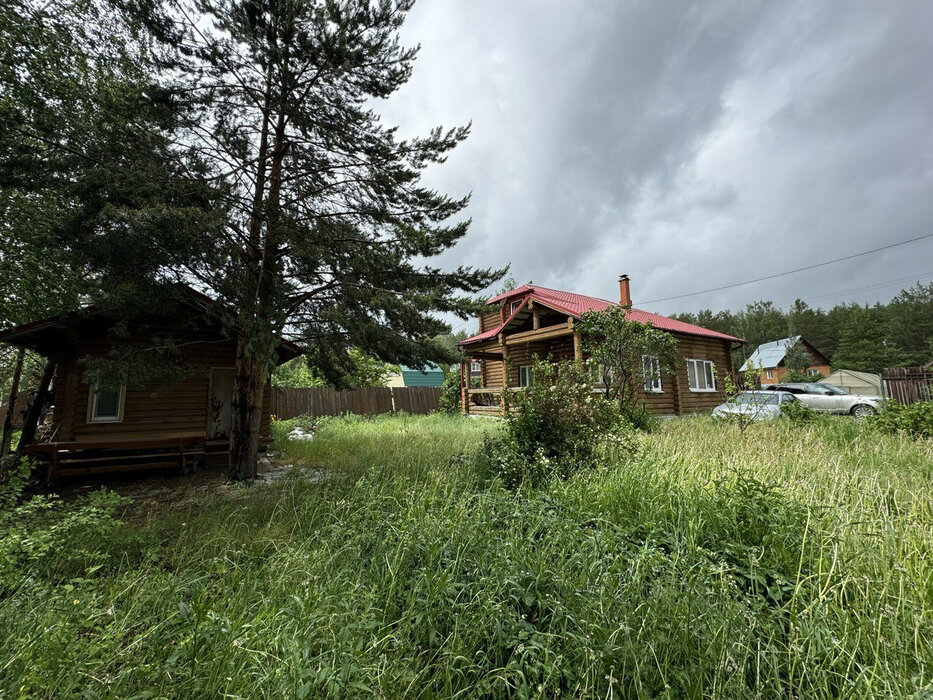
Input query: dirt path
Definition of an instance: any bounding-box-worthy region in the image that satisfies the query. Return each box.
[44,456,324,525]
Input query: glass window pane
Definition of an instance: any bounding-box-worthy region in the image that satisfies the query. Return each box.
[704,363,714,390]
[519,366,533,387]
[687,361,697,389]
[94,386,120,418]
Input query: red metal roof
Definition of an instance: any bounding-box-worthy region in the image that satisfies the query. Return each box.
[460,284,743,347]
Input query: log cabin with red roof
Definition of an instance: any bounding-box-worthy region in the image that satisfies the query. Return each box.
[456,275,744,417]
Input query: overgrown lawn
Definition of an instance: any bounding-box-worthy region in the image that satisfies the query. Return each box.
[1,414,931,698]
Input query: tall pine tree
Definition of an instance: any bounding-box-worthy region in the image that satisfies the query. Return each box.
[3,1,502,478]
[165,0,501,478]
[832,306,905,374]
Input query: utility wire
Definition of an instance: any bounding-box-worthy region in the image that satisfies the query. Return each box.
[773,272,933,311]
[639,232,933,304]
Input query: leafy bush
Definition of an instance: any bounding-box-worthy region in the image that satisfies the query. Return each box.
[780,398,818,423]
[478,360,629,488]
[623,401,660,432]
[0,458,129,591]
[578,305,682,421]
[439,371,479,414]
[869,399,933,439]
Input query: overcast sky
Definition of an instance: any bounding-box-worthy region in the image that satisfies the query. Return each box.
[379,0,933,327]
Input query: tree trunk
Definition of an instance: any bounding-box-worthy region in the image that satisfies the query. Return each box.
[16,359,56,454]
[229,335,266,480]
[0,347,25,460]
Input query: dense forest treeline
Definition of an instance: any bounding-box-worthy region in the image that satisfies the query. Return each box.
[671,282,933,374]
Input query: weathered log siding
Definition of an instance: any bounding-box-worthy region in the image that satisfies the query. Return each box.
[465,331,735,416]
[54,337,272,443]
[667,333,733,413]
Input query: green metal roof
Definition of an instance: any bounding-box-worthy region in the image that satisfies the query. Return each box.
[399,365,445,387]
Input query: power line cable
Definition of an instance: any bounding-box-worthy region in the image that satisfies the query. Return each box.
[773,272,933,311]
[639,232,933,304]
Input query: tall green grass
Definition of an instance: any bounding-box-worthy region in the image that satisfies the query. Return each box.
[0,414,930,698]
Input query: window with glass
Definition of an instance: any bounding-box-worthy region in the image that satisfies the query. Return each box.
[589,362,611,386]
[642,355,662,392]
[470,360,482,373]
[518,365,533,387]
[89,380,125,422]
[686,359,716,392]
[509,300,522,315]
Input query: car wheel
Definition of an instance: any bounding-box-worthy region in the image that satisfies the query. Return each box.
[850,404,875,418]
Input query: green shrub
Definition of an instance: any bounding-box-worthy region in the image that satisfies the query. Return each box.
[439,371,479,414]
[780,398,818,424]
[479,360,629,488]
[624,401,660,432]
[0,459,130,591]
[869,399,933,439]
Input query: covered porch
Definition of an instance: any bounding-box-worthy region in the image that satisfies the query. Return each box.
[458,310,585,417]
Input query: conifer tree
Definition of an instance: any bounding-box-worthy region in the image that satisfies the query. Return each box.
[2,0,502,479]
[156,0,502,478]
[832,306,904,374]
[782,339,812,382]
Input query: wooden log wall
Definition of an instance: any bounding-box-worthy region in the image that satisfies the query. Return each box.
[271,386,442,419]
[882,367,933,405]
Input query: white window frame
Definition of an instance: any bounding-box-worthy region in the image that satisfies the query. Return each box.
[765,369,773,379]
[470,360,482,373]
[589,361,606,386]
[686,359,716,393]
[509,299,522,315]
[87,381,126,423]
[642,355,662,393]
[807,368,821,377]
[518,365,533,388]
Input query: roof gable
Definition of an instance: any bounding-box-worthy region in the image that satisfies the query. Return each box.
[739,336,831,371]
[740,336,800,371]
[461,285,743,347]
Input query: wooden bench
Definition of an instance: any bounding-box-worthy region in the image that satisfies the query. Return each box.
[24,435,207,483]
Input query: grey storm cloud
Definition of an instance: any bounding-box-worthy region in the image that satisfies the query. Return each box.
[379,0,933,320]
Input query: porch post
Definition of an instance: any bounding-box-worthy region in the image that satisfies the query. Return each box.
[0,347,25,458]
[500,337,510,415]
[16,358,56,454]
[460,361,467,415]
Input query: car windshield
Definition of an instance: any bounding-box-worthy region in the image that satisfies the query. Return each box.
[817,384,849,395]
[731,392,778,405]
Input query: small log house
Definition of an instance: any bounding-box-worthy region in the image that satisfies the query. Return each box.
[0,288,299,480]
[457,276,744,417]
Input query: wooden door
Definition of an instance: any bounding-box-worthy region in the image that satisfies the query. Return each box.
[208,369,234,440]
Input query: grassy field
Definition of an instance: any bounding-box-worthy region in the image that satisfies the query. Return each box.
[1,413,931,698]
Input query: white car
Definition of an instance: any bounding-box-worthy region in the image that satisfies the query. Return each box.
[712,390,799,421]
[763,383,881,417]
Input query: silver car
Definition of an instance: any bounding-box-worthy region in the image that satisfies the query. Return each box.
[764,383,880,417]
[712,390,799,421]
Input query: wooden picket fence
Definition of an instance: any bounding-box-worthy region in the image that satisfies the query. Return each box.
[271,386,442,419]
[882,366,933,405]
